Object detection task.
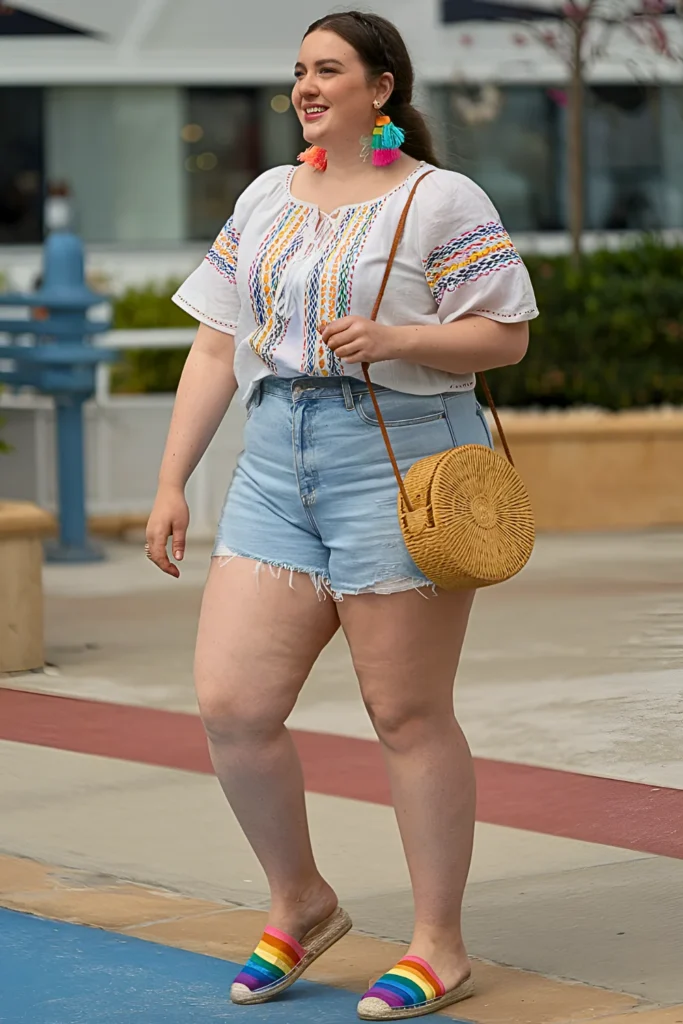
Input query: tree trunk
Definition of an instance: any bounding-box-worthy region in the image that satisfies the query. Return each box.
[568,23,584,269]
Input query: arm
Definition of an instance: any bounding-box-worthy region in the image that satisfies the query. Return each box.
[388,316,529,374]
[146,323,237,576]
[157,322,238,490]
[321,315,529,375]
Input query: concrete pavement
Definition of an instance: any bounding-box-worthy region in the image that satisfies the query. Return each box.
[1,530,682,1018]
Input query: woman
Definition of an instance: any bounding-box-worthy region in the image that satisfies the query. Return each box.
[145,10,537,1020]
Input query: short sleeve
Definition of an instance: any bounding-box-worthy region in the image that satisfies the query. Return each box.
[171,166,288,336]
[419,172,539,326]
[172,217,241,334]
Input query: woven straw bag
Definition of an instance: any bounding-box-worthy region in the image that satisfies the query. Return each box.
[362,170,535,591]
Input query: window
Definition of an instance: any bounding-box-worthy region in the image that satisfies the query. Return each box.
[183,89,260,241]
[432,85,563,232]
[183,87,301,241]
[0,88,44,244]
[585,86,663,231]
[661,87,683,229]
[39,85,301,245]
[433,83,683,234]
[46,87,186,245]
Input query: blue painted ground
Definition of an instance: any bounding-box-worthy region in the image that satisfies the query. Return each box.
[0,908,362,1023]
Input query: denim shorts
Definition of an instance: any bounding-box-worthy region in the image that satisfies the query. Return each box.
[214,376,494,598]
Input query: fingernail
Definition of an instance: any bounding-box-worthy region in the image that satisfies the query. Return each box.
[175,551,182,560]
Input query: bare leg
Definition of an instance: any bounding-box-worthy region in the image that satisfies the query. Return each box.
[338,589,476,988]
[195,557,340,938]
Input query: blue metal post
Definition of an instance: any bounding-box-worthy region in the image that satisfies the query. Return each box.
[40,235,105,563]
[53,396,90,557]
[0,226,117,563]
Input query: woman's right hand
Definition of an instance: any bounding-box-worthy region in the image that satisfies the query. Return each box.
[145,483,190,578]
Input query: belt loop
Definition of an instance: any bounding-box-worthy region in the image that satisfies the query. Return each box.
[251,380,262,407]
[341,378,355,412]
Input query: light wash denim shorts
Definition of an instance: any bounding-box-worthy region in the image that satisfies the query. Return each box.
[214,375,493,598]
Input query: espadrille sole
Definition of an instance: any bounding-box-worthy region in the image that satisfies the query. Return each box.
[357,975,474,1020]
[230,906,352,1005]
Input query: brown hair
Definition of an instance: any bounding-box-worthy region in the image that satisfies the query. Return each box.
[303,11,440,167]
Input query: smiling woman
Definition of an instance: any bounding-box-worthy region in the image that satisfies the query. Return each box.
[146,10,538,1023]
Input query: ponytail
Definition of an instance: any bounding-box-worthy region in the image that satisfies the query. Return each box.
[386,100,441,167]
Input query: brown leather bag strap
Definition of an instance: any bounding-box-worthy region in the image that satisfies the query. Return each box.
[367,171,434,322]
[361,171,515,514]
[361,171,433,513]
[477,371,514,466]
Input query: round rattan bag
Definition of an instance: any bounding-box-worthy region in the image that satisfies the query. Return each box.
[397,442,535,591]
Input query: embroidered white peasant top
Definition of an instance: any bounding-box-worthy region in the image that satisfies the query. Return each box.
[172,162,539,403]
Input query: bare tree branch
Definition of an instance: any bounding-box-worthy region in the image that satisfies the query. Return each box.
[590,18,617,61]
[523,20,573,66]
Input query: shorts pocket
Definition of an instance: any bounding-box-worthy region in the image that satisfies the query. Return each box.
[355,389,446,428]
[476,405,494,448]
[443,392,493,448]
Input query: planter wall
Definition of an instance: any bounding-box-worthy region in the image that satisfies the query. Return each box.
[495,411,683,532]
[0,502,56,674]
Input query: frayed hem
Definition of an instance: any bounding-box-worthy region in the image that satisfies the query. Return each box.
[212,549,333,601]
[211,551,436,602]
[331,577,438,601]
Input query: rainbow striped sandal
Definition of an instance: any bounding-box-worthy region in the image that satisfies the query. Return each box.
[357,955,474,1020]
[230,906,352,1005]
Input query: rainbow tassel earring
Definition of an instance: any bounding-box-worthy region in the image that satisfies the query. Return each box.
[298,145,327,172]
[371,107,405,167]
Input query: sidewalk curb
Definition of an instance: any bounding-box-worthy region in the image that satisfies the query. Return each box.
[1,852,673,1024]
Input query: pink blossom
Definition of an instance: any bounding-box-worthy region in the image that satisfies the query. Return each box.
[547,88,569,107]
[561,1,589,19]
[647,20,671,54]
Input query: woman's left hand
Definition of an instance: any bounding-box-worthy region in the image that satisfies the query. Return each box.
[320,317,398,364]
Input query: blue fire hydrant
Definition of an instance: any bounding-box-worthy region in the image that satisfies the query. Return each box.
[0,230,118,562]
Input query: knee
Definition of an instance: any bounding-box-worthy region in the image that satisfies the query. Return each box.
[363,691,448,752]
[196,679,290,744]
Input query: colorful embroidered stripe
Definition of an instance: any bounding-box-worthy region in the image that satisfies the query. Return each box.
[206,215,240,284]
[233,926,305,992]
[363,956,446,1009]
[247,202,308,370]
[423,220,523,304]
[301,199,382,376]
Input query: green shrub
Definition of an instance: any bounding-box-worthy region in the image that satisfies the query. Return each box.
[495,240,683,409]
[110,280,195,394]
[111,243,683,408]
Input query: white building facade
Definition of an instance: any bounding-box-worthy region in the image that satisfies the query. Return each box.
[1,0,682,290]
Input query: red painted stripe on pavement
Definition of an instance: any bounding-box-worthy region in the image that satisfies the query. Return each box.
[0,688,213,774]
[1,687,682,859]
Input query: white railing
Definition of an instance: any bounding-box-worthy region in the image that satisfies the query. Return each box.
[93,327,195,402]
